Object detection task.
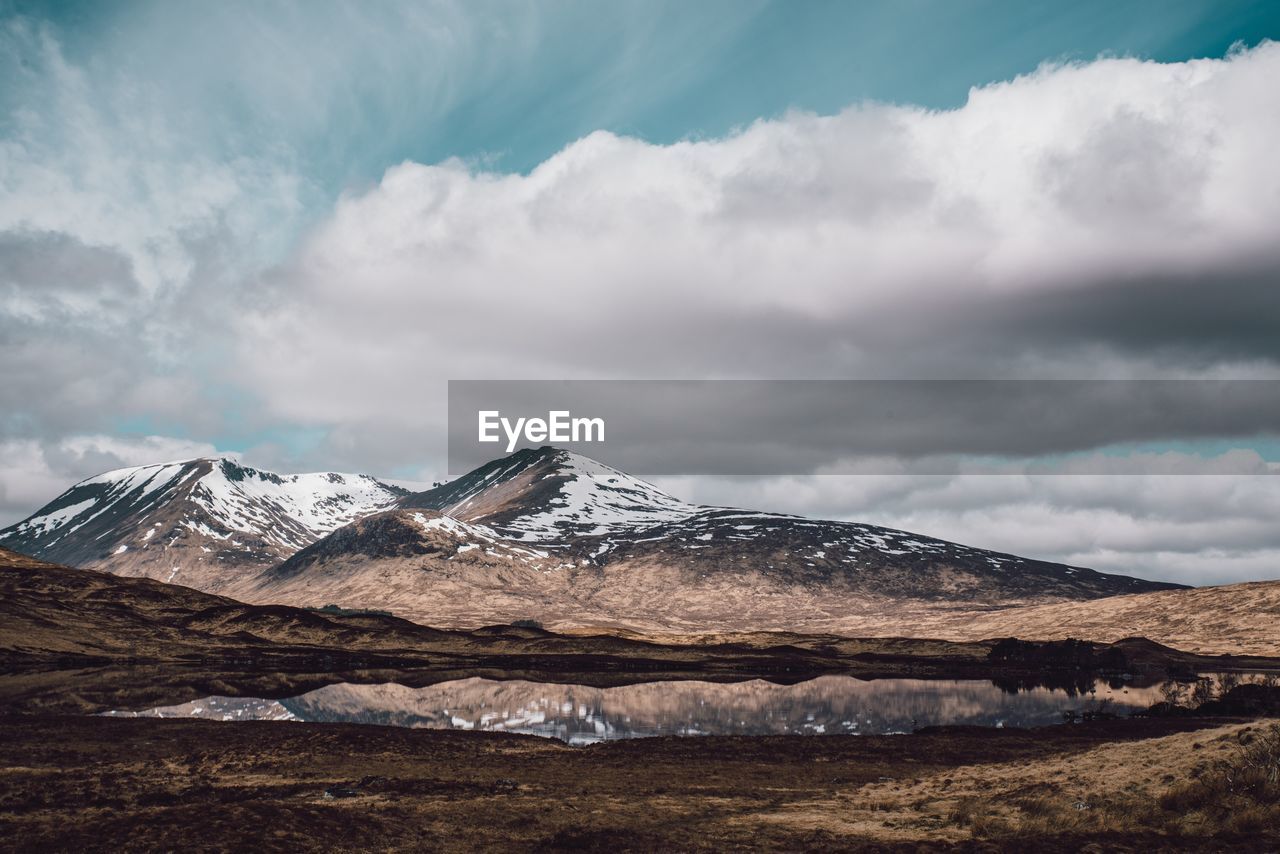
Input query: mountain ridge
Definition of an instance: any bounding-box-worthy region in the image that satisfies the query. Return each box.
[1,447,1185,630]
[0,457,406,592]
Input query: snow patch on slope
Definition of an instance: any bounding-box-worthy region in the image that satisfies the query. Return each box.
[192,461,402,549]
[501,450,700,541]
[10,497,97,536]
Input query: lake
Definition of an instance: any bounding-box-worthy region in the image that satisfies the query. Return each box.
[102,674,1190,743]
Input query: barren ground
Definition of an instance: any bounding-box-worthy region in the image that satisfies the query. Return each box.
[2,714,1276,852]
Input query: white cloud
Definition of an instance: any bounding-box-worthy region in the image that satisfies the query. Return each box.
[0,16,307,440]
[238,42,1280,438]
[0,18,306,306]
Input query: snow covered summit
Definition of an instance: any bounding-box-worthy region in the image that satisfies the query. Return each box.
[402,446,699,542]
[0,457,405,590]
[1,447,1183,621]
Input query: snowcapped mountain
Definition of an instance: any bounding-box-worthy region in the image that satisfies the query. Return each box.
[0,458,405,592]
[2,446,1183,631]
[401,447,1164,600]
[240,447,1182,631]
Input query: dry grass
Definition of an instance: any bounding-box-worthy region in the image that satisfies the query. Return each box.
[901,581,1280,656]
[745,719,1280,845]
[948,722,1280,841]
[1156,722,1280,836]
[0,713,1250,851]
[590,581,1280,657]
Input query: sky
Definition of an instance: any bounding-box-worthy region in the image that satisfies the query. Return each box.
[2,0,1280,585]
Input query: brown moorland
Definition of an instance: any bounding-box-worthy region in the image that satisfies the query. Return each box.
[5,546,1280,851]
[1,714,1278,851]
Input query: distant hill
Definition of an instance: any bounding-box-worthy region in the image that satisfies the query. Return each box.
[861,580,1280,656]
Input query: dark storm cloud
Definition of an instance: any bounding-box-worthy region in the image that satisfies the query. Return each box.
[995,263,1280,364]
[839,257,1280,369]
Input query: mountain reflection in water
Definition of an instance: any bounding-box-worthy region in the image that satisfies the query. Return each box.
[104,676,1173,743]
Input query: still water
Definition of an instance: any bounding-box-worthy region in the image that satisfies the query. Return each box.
[104,675,1176,744]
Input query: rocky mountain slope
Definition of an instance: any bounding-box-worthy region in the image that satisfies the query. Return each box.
[235,447,1182,629]
[2,447,1185,632]
[0,458,405,593]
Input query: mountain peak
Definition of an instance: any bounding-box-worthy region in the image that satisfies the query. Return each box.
[0,458,405,591]
[401,446,698,541]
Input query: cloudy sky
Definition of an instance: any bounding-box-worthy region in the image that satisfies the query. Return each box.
[2,0,1279,585]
